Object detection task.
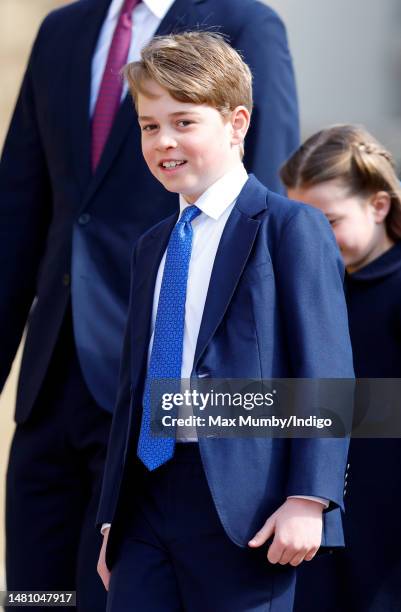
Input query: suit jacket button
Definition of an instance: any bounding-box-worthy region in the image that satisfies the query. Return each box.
[62,273,70,286]
[78,213,91,225]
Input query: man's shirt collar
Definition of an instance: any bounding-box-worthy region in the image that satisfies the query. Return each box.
[107,0,175,21]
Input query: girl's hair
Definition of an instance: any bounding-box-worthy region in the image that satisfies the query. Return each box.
[281,124,401,241]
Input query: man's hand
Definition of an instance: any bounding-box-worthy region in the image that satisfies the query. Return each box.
[97,527,111,590]
[248,498,323,566]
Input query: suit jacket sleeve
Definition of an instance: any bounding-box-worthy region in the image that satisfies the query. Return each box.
[0,22,52,390]
[275,206,354,509]
[238,4,299,193]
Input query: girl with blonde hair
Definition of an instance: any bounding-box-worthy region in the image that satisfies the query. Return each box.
[282,124,401,612]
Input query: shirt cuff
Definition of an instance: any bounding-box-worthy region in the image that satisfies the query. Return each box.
[287,495,329,509]
[101,523,111,534]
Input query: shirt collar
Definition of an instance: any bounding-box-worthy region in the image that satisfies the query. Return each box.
[179,164,249,220]
[143,0,176,19]
[107,0,175,21]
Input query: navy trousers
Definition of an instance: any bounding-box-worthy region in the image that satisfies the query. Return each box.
[107,444,296,612]
[6,310,111,612]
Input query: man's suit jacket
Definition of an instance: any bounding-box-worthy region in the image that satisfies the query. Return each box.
[0,0,299,422]
[97,175,355,568]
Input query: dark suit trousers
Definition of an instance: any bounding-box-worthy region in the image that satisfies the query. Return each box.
[107,444,296,612]
[6,311,111,611]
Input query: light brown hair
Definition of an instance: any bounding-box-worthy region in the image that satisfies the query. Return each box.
[124,31,253,157]
[281,124,401,240]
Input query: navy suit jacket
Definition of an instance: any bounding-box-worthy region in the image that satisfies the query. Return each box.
[97,176,355,568]
[0,0,299,422]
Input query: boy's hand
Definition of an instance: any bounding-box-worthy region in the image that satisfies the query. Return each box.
[248,498,323,566]
[97,527,111,591]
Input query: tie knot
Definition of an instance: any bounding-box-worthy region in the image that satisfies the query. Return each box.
[179,205,201,225]
[121,0,140,16]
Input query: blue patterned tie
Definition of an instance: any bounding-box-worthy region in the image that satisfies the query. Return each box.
[137,205,201,470]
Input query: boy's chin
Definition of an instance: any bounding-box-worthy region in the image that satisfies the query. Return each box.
[157,178,199,201]
[151,171,205,202]
[159,182,181,196]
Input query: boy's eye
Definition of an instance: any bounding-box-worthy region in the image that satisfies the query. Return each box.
[142,124,158,132]
[177,120,193,127]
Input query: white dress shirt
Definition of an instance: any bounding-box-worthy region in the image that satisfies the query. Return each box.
[90,0,176,115]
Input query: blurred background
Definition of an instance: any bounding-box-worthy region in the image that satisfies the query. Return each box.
[1,0,400,595]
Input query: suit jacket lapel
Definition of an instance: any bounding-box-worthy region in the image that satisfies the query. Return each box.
[69,0,110,195]
[194,176,268,368]
[81,94,137,208]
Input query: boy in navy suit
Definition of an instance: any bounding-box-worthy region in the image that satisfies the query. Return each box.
[97,32,354,611]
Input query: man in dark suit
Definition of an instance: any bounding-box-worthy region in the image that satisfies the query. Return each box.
[0,0,299,609]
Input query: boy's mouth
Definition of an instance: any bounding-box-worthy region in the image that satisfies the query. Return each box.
[159,160,187,170]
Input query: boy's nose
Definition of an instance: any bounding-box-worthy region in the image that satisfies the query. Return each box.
[156,132,177,150]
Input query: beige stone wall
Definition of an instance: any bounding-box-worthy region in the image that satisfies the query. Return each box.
[0,0,70,593]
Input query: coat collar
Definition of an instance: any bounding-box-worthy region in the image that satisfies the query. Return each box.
[194,175,267,366]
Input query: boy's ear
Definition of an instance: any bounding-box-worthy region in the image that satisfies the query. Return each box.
[230,106,250,146]
[370,191,392,223]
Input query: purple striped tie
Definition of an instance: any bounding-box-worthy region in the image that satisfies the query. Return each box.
[91,0,140,171]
